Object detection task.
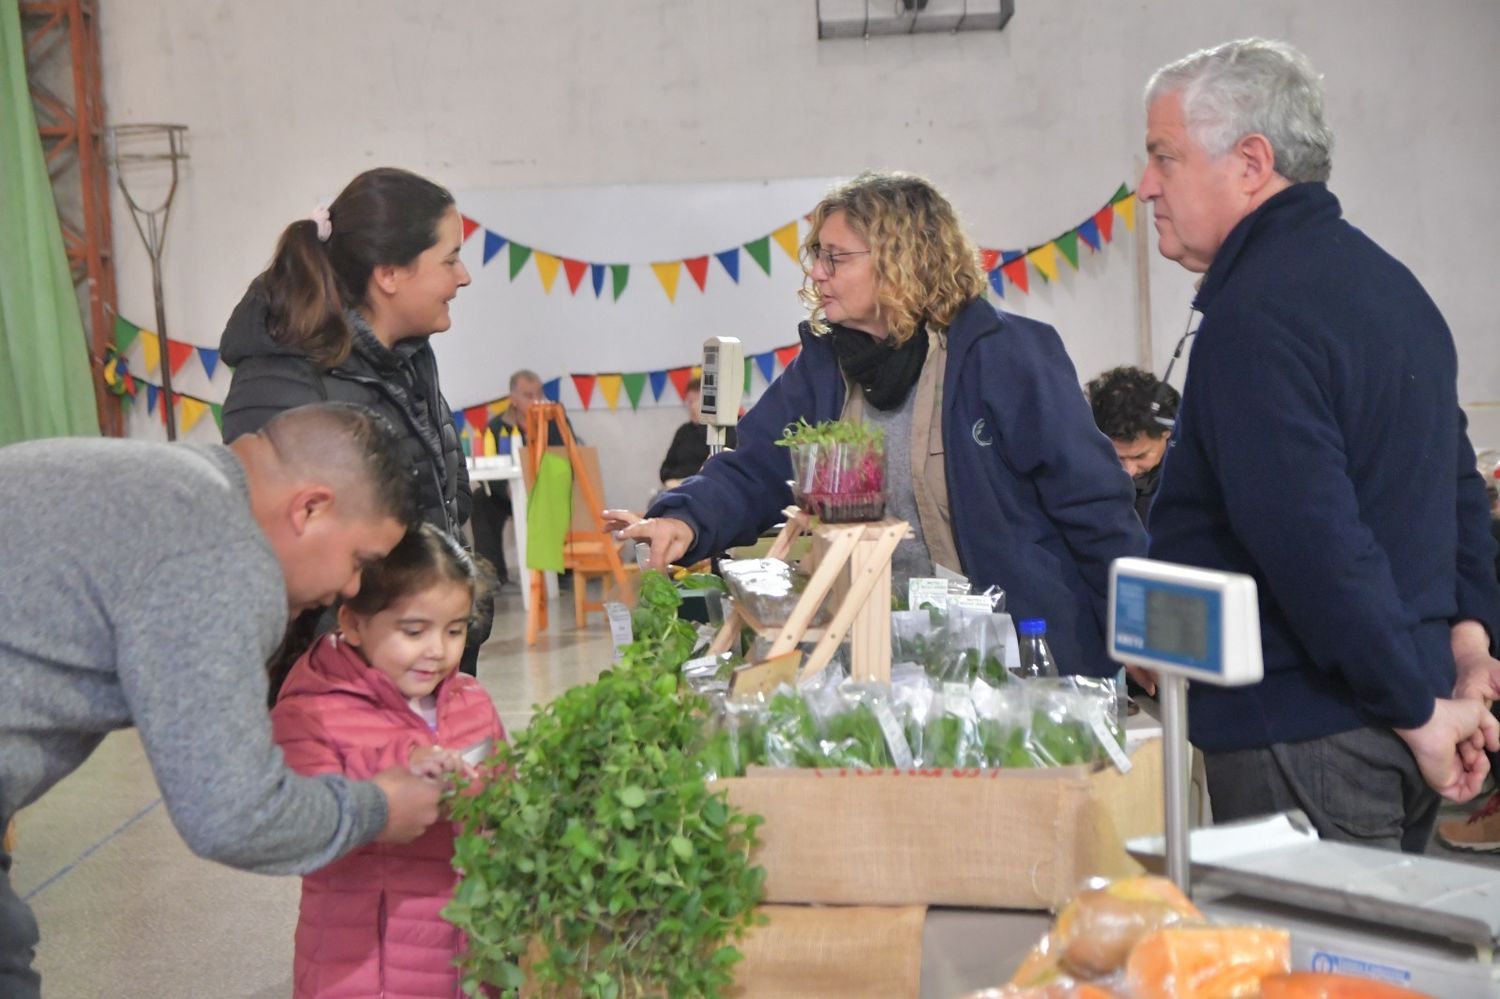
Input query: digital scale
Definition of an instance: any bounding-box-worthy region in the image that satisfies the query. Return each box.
[699,336,744,454]
[1108,556,1500,997]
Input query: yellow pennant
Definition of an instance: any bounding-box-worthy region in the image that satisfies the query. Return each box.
[1115,196,1136,231]
[140,331,160,375]
[692,364,703,381]
[652,261,682,302]
[488,400,508,417]
[534,251,561,293]
[1028,243,1059,283]
[771,221,800,262]
[597,374,623,411]
[180,397,207,434]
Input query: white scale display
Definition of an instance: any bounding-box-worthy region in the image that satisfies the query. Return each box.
[699,335,744,453]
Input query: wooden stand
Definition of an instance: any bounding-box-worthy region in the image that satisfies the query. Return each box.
[523,403,638,644]
[710,507,909,683]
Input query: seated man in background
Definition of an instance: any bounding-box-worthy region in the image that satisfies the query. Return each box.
[659,376,736,488]
[1086,365,1178,524]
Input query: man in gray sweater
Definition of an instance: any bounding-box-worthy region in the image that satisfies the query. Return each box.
[0,403,446,997]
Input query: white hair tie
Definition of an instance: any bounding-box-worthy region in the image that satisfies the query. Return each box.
[309,204,332,243]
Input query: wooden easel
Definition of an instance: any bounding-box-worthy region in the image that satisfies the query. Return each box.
[709,507,909,683]
[523,403,637,645]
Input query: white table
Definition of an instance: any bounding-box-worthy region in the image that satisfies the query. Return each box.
[466,456,555,611]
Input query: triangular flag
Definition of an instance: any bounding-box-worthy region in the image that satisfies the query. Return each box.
[1029,243,1059,283]
[1077,218,1101,252]
[754,352,776,382]
[167,340,195,377]
[1055,231,1080,270]
[114,313,141,354]
[744,358,753,394]
[692,365,702,380]
[123,374,136,397]
[488,400,508,418]
[774,345,800,369]
[652,261,682,302]
[120,389,134,412]
[1093,206,1115,244]
[180,398,208,434]
[197,346,220,379]
[1110,183,1131,204]
[743,236,772,275]
[649,370,668,401]
[1001,257,1030,294]
[452,412,466,437]
[534,251,561,293]
[683,256,709,292]
[715,249,740,283]
[572,374,597,411]
[979,249,1001,273]
[562,258,588,295]
[211,403,223,434]
[597,374,623,411]
[771,221,799,262]
[988,268,1006,298]
[461,215,480,243]
[464,405,488,432]
[621,372,647,410]
[145,383,159,415]
[591,263,606,298]
[667,367,694,401]
[1115,197,1136,232]
[508,242,532,280]
[610,264,629,301]
[542,377,561,402]
[141,331,160,374]
[483,230,507,266]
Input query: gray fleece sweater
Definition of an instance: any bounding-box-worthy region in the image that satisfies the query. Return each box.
[0,438,387,874]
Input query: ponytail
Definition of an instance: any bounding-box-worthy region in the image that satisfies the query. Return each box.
[263,218,353,369]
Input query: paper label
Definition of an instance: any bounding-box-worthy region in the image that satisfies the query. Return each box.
[605,601,633,659]
[907,577,950,612]
[1089,709,1133,774]
[873,699,915,768]
[949,594,995,614]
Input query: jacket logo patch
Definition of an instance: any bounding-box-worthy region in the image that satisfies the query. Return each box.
[971,419,993,447]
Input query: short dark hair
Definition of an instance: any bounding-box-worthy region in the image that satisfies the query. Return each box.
[261,402,420,528]
[1086,366,1178,440]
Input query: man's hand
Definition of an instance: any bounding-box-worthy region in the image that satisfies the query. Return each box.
[370,765,443,843]
[608,513,695,571]
[1451,619,1500,705]
[1396,698,1500,803]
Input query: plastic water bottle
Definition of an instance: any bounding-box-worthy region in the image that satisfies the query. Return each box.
[1016,618,1058,679]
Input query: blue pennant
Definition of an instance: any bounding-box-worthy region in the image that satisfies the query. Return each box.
[988,268,1006,298]
[483,230,508,266]
[715,249,740,284]
[146,384,159,415]
[1001,249,1024,264]
[754,352,776,382]
[452,412,465,437]
[649,370,668,402]
[542,377,561,403]
[1077,218,1101,252]
[591,263,606,297]
[198,347,220,379]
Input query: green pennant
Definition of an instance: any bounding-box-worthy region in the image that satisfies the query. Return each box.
[611,264,630,301]
[621,372,647,410]
[114,313,141,354]
[743,236,772,275]
[508,243,533,281]
[211,403,223,434]
[1056,230,1080,270]
[120,390,134,412]
[1111,182,1130,204]
[744,358,753,394]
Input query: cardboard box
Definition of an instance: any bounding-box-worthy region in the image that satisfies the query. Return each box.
[713,738,1163,911]
[729,904,926,999]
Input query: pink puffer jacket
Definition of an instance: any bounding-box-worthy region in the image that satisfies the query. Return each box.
[271,633,506,999]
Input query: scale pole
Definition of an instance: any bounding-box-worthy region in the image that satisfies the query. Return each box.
[1161,673,1192,894]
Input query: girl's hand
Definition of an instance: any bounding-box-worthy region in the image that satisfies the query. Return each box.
[408,745,464,780]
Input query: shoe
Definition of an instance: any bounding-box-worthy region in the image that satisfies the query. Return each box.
[1436,791,1500,852]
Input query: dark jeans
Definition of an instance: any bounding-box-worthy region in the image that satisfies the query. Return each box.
[0,838,41,999]
[1204,726,1439,854]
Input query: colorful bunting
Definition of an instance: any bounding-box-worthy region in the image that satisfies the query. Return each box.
[1115,196,1136,231]
[483,230,507,266]
[743,358,753,395]
[534,251,562,293]
[1028,243,1059,283]
[683,256,709,293]
[754,352,776,382]
[562,258,588,295]
[461,215,480,243]
[667,367,694,401]
[1001,256,1030,294]
[542,377,561,402]
[1094,205,1115,244]
[597,374,623,411]
[716,249,740,283]
[652,261,682,302]
[591,263,606,298]
[114,314,141,354]
[1077,218,1101,252]
[572,374,597,411]
[611,264,629,301]
[774,345,800,369]
[989,268,1006,298]
[167,340,195,377]
[210,403,223,434]
[1055,230,1080,270]
[464,405,488,432]
[979,249,1001,273]
[180,398,208,434]
[649,370,669,402]
[508,243,532,281]
[771,222,800,263]
[145,383,159,415]
[141,331,160,375]
[198,347,220,379]
[622,372,647,410]
[743,236,772,276]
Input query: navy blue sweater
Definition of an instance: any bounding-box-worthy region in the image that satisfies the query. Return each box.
[647,298,1146,676]
[1148,183,1500,752]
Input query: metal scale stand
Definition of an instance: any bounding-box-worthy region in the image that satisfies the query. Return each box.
[1109,556,1500,997]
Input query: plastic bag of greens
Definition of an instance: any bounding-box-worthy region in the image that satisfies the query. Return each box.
[948,607,1008,686]
[1026,677,1126,769]
[920,682,983,768]
[975,680,1048,769]
[891,671,934,767]
[820,682,914,769]
[762,684,823,768]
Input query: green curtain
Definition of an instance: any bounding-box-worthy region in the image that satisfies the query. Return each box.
[0,0,100,444]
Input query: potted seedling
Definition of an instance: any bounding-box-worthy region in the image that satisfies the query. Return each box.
[776,418,886,522]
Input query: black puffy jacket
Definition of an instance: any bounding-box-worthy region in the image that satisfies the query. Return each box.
[219,282,470,533]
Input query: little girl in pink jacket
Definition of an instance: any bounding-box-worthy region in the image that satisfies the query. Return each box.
[272,525,506,999]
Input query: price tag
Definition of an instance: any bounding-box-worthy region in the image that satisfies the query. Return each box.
[605,601,634,659]
[728,652,803,700]
[872,700,914,768]
[949,594,994,614]
[1089,709,1133,774]
[908,577,950,612]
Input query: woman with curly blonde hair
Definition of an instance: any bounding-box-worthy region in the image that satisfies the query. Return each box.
[620,172,1144,676]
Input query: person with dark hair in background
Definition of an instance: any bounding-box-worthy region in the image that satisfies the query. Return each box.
[0,404,446,999]
[659,376,736,488]
[218,167,492,676]
[1086,365,1179,523]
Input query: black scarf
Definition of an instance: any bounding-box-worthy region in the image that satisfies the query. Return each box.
[830,323,928,411]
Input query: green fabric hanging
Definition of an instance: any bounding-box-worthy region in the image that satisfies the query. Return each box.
[0,0,100,445]
[526,451,573,572]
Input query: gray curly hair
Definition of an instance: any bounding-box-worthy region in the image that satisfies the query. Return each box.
[1146,38,1334,184]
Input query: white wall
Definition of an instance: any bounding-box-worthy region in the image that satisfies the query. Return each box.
[101,0,1500,507]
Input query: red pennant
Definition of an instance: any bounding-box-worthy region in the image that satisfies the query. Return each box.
[166,340,195,376]
[124,374,136,396]
[774,345,801,369]
[461,215,480,243]
[1001,258,1030,294]
[463,405,488,431]
[667,367,694,401]
[562,258,588,295]
[572,374,597,410]
[979,248,1001,273]
[1093,207,1114,244]
[683,256,709,292]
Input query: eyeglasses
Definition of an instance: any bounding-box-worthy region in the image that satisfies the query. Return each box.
[802,244,871,275]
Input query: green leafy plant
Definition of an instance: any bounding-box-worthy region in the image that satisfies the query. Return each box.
[773,416,885,450]
[445,572,765,998]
